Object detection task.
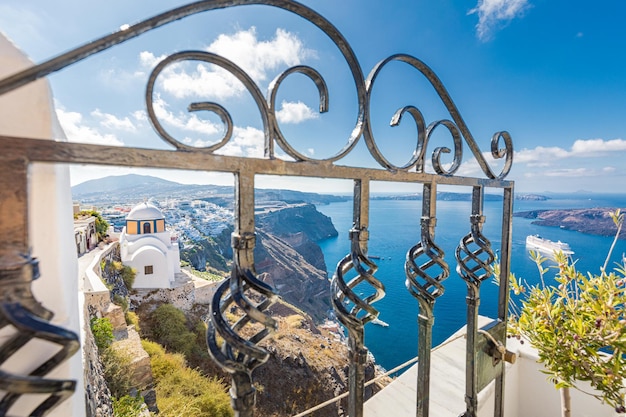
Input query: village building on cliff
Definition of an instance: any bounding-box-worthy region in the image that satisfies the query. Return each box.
[119,202,181,288]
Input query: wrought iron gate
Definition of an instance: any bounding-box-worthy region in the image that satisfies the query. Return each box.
[0,1,514,416]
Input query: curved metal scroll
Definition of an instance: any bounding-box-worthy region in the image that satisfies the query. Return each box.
[0,2,518,416]
[0,2,513,180]
[455,187,496,417]
[456,217,495,290]
[365,54,513,179]
[0,252,79,417]
[405,184,449,417]
[206,232,277,416]
[331,227,384,417]
[331,228,384,331]
[405,217,449,310]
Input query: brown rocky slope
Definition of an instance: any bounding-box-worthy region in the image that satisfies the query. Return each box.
[136,299,388,417]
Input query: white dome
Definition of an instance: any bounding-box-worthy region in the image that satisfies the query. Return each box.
[126,202,164,221]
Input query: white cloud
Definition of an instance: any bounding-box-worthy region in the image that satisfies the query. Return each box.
[515,146,569,163]
[160,62,245,100]
[524,166,619,178]
[468,0,530,41]
[570,138,626,155]
[515,138,626,165]
[455,151,507,177]
[91,109,136,132]
[207,27,314,82]
[133,110,148,122]
[543,168,596,177]
[152,96,221,136]
[455,158,482,176]
[276,100,319,124]
[216,126,265,158]
[139,51,166,69]
[56,108,124,146]
[144,27,314,101]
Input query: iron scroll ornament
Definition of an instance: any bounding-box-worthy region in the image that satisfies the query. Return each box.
[405,216,449,313]
[206,232,278,414]
[364,54,513,179]
[0,1,517,415]
[456,209,497,417]
[331,228,385,330]
[330,227,385,417]
[0,1,513,180]
[0,252,79,416]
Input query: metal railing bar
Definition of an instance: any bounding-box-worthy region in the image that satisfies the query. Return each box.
[0,136,513,189]
[291,332,467,417]
[494,186,514,417]
[0,0,360,98]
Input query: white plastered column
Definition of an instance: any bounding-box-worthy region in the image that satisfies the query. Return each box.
[0,33,85,416]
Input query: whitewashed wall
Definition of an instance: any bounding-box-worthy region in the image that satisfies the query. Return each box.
[0,33,85,417]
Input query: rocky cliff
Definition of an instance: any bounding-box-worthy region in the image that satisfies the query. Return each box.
[182,203,338,322]
[255,203,337,322]
[177,300,389,417]
[515,207,626,239]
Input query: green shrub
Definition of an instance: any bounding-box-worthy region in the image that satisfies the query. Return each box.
[125,311,140,333]
[112,294,129,312]
[103,344,134,398]
[193,320,208,345]
[146,348,187,380]
[141,339,164,357]
[142,338,232,417]
[500,209,626,416]
[112,395,144,417]
[119,265,136,289]
[151,304,196,357]
[90,317,114,351]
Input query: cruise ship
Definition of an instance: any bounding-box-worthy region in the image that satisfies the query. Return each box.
[525,234,574,256]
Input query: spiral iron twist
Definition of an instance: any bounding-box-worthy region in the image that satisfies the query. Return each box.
[331,229,384,331]
[206,233,277,413]
[456,215,495,288]
[0,252,79,416]
[405,217,449,312]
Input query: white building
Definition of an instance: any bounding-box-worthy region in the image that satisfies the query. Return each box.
[73,215,97,255]
[119,202,181,289]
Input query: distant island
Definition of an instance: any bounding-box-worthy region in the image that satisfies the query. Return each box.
[372,192,548,202]
[514,208,626,239]
[72,173,350,207]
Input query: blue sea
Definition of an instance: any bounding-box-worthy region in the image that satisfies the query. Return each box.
[316,193,626,372]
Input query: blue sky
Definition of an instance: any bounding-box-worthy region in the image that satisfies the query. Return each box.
[2,0,626,194]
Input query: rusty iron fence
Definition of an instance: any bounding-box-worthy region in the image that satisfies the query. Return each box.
[0,1,514,416]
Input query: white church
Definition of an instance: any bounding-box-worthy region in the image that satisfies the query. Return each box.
[119,202,181,289]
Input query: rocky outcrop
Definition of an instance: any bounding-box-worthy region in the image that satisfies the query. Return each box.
[110,327,156,411]
[180,236,229,272]
[256,203,338,242]
[180,203,338,322]
[515,207,626,238]
[179,301,389,417]
[257,322,384,417]
[254,204,337,322]
[84,246,158,415]
[255,230,331,322]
